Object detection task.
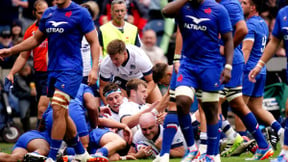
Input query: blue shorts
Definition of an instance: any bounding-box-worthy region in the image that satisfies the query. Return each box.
[176,60,223,92]
[82,76,100,97]
[69,102,89,137]
[87,128,110,154]
[170,69,177,91]
[12,130,49,150]
[47,71,82,98]
[224,63,244,88]
[242,71,266,97]
[35,71,48,96]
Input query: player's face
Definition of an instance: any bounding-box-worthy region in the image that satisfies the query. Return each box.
[140,121,158,140]
[135,84,147,105]
[54,0,70,8]
[35,3,48,20]
[111,3,127,25]
[159,73,171,86]
[110,52,127,67]
[241,0,251,17]
[106,92,123,112]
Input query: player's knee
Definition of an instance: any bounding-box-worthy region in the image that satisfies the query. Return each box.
[51,89,71,109]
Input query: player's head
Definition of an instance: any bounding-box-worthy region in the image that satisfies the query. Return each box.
[152,63,172,86]
[103,83,123,112]
[126,78,147,105]
[241,0,262,17]
[111,0,127,26]
[189,0,204,8]
[107,39,128,67]
[142,29,157,50]
[139,112,159,140]
[33,0,48,21]
[81,1,99,21]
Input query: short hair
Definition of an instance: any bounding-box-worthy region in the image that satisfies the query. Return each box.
[126,78,147,97]
[107,39,126,56]
[250,0,263,12]
[152,63,168,83]
[103,83,120,97]
[81,1,99,20]
[111,0,126,6]
[33,0,47,11]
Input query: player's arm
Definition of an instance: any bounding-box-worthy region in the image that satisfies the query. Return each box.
[221,31,234,83]
[7,51,30,83]
[83,92,99,129]
[242,39,254,63]
[173,26,182,73]
[128,145,152,159]
[0,29,45,59]
[99,79,109,105]
[233,20,248,48]
[85,29,100,85]
[161,0,187,18]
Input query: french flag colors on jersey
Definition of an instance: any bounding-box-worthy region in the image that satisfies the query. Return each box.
[38,2,95,72]
[244,16,269,74]
[176,0,232,67]
[220,0,245,65]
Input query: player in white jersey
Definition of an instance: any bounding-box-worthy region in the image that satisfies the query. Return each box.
[99,39,162,104]
[128,112,185,159]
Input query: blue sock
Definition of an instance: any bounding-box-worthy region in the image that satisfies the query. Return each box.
[48,139,62,160]
[160,111,179,156]
[178,113,194,147]
[65,147,76,155]
[66,135,85,155]
[284,118,288,146]
[207,123,219,156]
[97,147,108,157]
[241,112,268,148]
[271,120,282,134]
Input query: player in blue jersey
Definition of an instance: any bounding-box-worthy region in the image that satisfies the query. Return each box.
[0,0,100,161]
[249,5,288,162]
[216,0,273,159]
[162,0,234,161]
[0,130,50,162]
[241,0,284,152]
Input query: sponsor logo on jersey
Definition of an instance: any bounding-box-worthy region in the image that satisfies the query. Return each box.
[65,11,72,17]
[204,8,212,14]
[46,21,68,33]
[184,15,210,31]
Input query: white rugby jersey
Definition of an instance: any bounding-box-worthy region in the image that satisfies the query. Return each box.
[81,37,92,77]
[99,45,153,89]
[133,125,185,151]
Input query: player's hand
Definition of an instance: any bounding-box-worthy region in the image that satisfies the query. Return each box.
[139,146,153,158]
[156,112,166,125]
[87,69,98,85]
[0,48,13,61]
[123,125,133,144]
[174,61,180,73]
[248,66,261,83]
[99,106,112,116]
[220,68,231,84]
[154,137,162,150]
[6,73,14,84]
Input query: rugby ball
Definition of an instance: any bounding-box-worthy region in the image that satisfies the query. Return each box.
[135,141,159,159]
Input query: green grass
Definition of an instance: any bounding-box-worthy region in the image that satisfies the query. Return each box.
[0,142,281,162]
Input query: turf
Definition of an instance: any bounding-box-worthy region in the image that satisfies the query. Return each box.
[0,142,281,162]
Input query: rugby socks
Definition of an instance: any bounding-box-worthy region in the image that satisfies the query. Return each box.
[97,147,109,157]
[66,135,85,155]
[178,113,194,147]
[271,120,283,136]
[199,132,207,154]
[48,139,62,160]
[241,112,268,149]
[160,111,179,156]
[222,120,238,141]
[284,118,288,146]
[207,123,219,155]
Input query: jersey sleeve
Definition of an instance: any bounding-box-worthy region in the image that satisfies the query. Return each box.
[135,47,153,76]
[272,11,283,39]
[244,20,256,41]
[99,57,112,81]
[218,6,232,34]
[80,8,95,34]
